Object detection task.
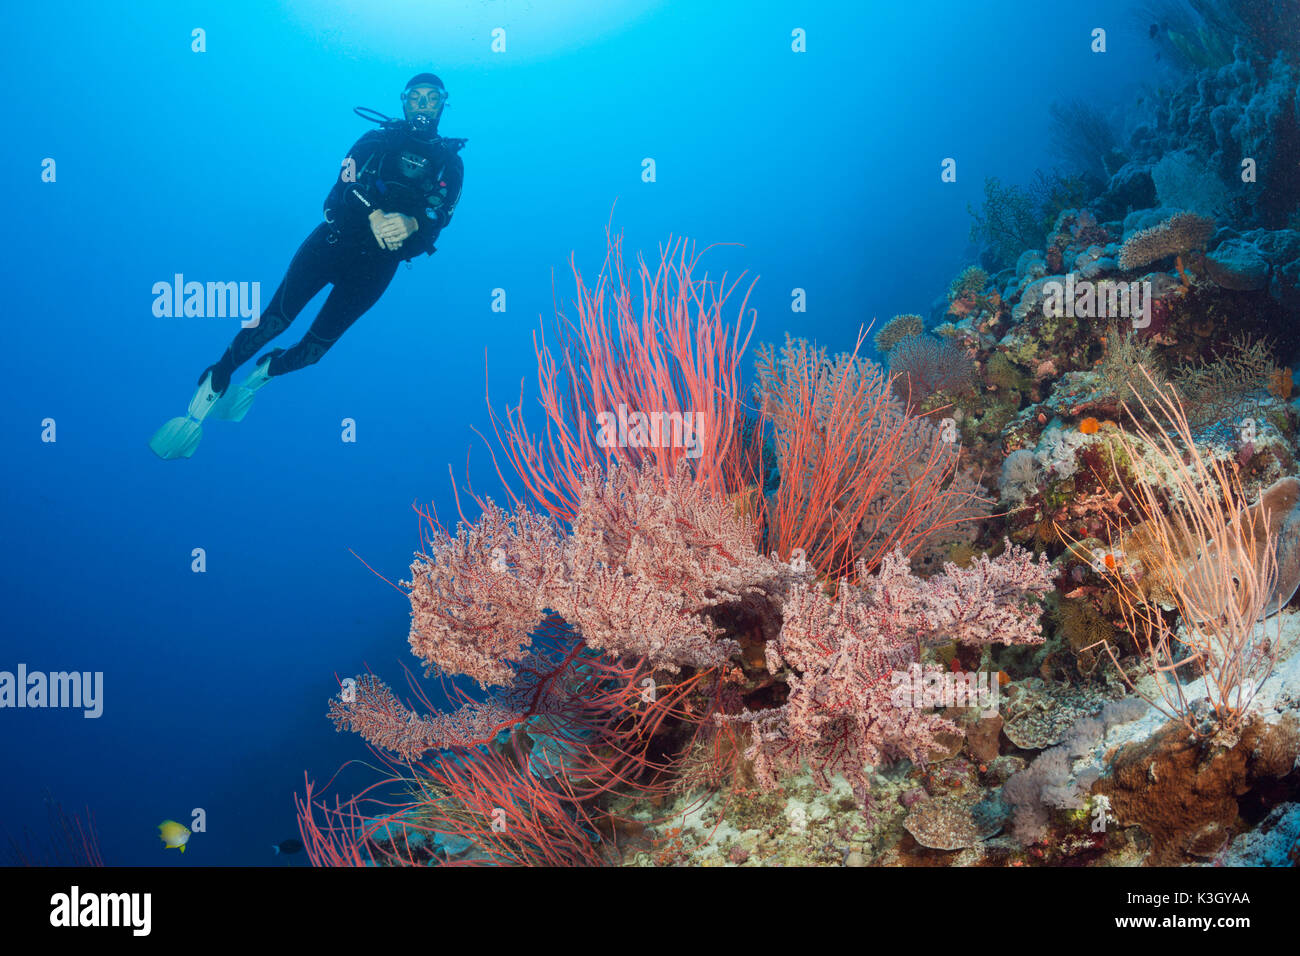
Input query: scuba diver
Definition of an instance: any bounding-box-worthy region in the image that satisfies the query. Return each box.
[150,73,465,459]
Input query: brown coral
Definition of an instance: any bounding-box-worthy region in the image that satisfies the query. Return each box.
[874,314,926,354]
[1172,333,1277,427]
[1096,715,1300,865]
[1117,212,1215,271]
[903,794,1005,850]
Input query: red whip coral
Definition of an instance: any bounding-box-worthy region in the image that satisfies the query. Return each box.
[487,221,757,522]
[306,620,731,866]
[755,333,989,580]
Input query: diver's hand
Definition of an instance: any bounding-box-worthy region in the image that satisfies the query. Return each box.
[367,211,416,251]
[368,209,392,249]
[376,213,417,247]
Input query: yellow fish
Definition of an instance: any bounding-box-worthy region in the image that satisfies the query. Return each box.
[158,820,192,853]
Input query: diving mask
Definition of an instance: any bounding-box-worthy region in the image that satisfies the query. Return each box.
[405,87,447,109]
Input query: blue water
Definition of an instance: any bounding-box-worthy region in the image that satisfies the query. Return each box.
[2,0,1152,865]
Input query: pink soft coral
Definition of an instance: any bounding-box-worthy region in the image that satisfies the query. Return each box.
[721,542,1054,801]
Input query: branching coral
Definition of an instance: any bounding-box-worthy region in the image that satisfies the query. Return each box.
[985,353,1032,393]
[967,173,1089,270]
[406,503,565,688]
[1097,322,1168,414]
[1047,99,1119,180]
[327,675,521,760]
[720,542,1055,802]
[406,461,780,688]
[968,179,1043,270]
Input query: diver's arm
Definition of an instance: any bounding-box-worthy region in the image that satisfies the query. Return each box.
[406,152,464,256]
[437,152,464,232]
[323,132,388,228]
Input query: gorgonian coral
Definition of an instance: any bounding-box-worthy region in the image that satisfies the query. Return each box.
[1097,321,1169,415]
[406,462,781,688]
[720,542,1055,802]
[1171,333,1279,427]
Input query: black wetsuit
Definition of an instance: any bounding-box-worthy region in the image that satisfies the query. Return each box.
[203,123,464,392]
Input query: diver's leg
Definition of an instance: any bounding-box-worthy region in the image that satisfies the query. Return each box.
[201,225,336,393]
[264,255,401,376]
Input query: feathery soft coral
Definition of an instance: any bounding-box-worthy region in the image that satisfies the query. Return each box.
[404,460,788,688]
[722,541,1054,801]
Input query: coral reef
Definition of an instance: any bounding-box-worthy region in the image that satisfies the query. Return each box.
[308,26,1300,865]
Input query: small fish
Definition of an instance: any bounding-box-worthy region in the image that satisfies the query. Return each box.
[158,820,192,853]
[272,838,304,856]
[1149,23,1159,39]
